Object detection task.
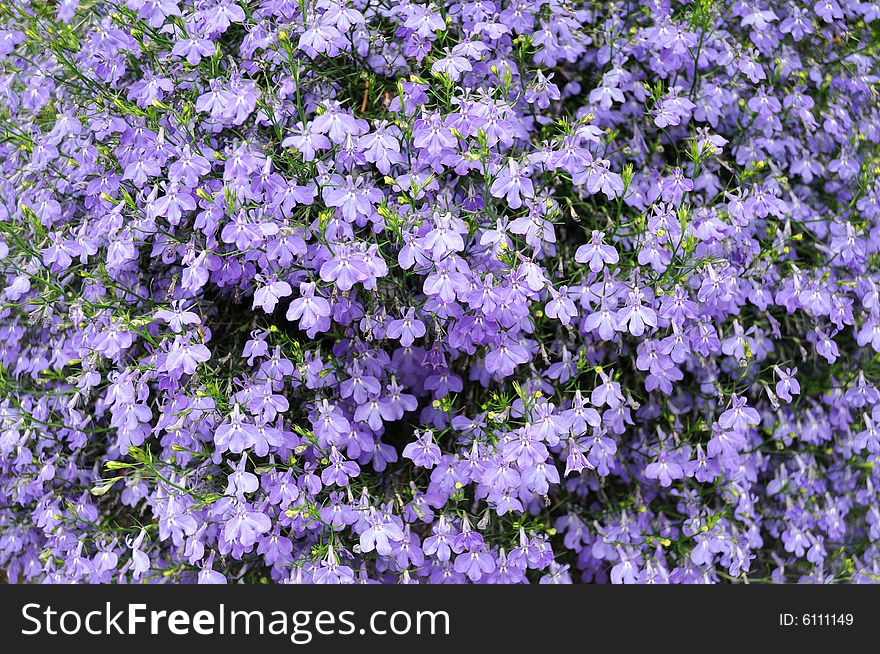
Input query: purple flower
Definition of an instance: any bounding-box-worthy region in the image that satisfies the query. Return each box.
[402,430,442,469]
[774,366,800,403]
[163,337,211,377]
[253,276,292,313]
[490,159,534,209]
[431,48,472,81]
[575,230,619,272]
[321,447,360,487]
[718,395,761,433]
[286,282,332,337]
[360,508,405,556]
[223,502,271,549]
[215,404,260,454]
[282,121,331,161]
[387,308,427,347]
[412,112,456,156]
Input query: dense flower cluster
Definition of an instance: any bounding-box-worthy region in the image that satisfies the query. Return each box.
[1,0,879,584]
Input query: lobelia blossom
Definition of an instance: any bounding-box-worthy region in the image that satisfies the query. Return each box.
[575,230,619,273]
[719,395,762,434]
[286,282,332,337]
[359,507,405,556]
[253,275,293,313]
[402,430,442,469]
[386,308,427,347]
[774,367,801,403]
[215,404,260,454]
[490,159,535,209]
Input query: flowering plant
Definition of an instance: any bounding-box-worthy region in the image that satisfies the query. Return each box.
[1,0,880,584]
